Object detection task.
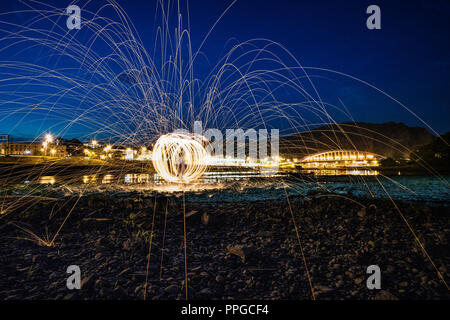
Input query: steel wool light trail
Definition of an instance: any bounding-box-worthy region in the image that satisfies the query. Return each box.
[152,133,208,183]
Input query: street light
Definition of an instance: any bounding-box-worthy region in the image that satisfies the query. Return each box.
[45,134,54,144]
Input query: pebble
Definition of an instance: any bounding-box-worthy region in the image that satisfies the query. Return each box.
[1,195,448,300]
[164,285,178,294]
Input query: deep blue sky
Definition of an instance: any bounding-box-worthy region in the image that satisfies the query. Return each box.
[0,0,449,140]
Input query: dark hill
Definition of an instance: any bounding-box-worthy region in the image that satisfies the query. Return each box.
[280,122,436,159]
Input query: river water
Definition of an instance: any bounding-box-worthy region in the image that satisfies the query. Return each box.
[9,171,450,204]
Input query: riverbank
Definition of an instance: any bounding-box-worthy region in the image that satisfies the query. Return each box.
[0,156,154,180]
[0,193,448,300]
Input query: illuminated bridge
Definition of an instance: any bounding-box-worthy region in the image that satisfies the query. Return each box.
[300,150,384,169]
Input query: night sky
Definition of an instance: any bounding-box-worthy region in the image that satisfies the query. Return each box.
[0,0,449,140]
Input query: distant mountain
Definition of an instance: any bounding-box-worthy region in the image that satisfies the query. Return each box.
[411,131,450,167]
[281,122,436,159]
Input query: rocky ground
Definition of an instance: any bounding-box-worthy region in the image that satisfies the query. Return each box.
[0,192,449,300]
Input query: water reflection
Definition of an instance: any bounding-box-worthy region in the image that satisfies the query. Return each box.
[32,170,377,186]
[124,173,150,184]
[102,174,114,184]
[304,169,379,176]
[151,171,283,184]
[22,172,450,202]
[83,175,98,184]
[39,176,55,184]
[202,171,282,182]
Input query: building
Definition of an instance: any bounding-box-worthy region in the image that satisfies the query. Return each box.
[0,134,9,144]
[57,138,84,156]
[0,142,41,156]
[0,142,67,157]
[47,145,67,157]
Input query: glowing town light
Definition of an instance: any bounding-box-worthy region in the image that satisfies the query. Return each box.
[152,133,207,183]
[50,148,56,155]
[45,133,53,144]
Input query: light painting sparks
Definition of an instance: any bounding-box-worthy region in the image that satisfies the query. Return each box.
[152,133,208,183]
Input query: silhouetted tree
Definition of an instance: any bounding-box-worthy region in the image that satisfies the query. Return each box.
[410,132,450,167]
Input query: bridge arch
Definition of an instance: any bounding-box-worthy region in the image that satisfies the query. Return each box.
[300,150,383,168]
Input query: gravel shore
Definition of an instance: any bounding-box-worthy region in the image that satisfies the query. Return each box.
[0,192,449,300]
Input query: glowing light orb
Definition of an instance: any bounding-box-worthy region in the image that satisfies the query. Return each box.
[152,133,208,183]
